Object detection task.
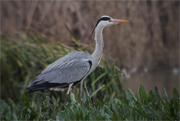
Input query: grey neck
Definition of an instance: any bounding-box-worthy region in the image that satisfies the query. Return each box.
[90,26,104,71]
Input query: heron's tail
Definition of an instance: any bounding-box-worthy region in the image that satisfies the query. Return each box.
[27,76,47,92]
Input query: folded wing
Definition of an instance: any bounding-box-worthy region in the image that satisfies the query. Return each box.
[28,51,92,92]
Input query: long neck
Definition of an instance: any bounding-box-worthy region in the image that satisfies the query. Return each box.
[90,26,104,71]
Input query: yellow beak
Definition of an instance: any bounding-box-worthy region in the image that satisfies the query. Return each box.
[112,19,129,23]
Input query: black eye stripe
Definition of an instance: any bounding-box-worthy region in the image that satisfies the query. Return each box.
[99,17,111,21]
[90,16,111,39]
[95,17,111,27]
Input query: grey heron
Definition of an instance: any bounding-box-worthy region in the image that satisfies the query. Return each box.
[27,15,128,95]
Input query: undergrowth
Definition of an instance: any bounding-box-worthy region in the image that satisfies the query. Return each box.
[0,86,179,120]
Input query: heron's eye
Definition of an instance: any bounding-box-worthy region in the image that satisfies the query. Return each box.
[108,20,111,22]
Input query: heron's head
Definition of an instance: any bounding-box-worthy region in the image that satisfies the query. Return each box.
[90,15,128,38]
[95,15,129,28]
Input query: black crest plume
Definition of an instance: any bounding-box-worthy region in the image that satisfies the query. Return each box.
[89,16,111,39]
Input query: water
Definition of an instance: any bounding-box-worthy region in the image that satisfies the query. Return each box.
[123,69,179,99]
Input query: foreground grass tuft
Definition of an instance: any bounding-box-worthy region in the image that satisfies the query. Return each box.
[0,85,179,120]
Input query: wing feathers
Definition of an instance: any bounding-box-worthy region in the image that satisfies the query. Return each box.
[27,51,92,92]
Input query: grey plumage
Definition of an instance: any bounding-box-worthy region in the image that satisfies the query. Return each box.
[28,51,92,92]
[27,15,128,94]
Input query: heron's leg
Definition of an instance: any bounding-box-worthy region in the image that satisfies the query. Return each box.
[67,83,73,95]
[83,81,90,98]
[80,81,83,97]
[66,83,77,103]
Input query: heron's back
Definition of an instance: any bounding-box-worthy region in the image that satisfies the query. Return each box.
[28,51,92,92]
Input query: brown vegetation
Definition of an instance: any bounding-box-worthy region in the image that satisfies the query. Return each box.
[1,1,179,71]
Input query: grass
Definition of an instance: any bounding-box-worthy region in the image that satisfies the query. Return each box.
[0,30,179,120]
[0,85,179,120]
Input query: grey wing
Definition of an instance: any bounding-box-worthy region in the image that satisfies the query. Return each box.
[28,51,92,92]
[42,51,91,74]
